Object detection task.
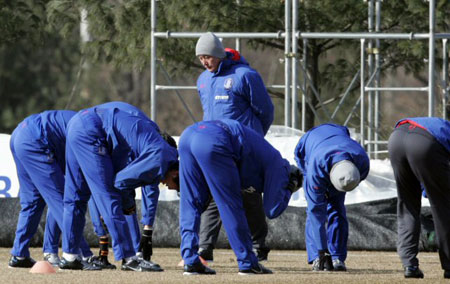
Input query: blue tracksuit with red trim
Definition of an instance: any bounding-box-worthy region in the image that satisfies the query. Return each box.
[294,123,370,263]
[197,51,274,136]
[10,111,92,258]
[86,102,158,253]
[179,119,292,270]
[62,103,178,260]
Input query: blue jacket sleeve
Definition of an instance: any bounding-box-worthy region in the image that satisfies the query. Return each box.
[114,121,168,190]
[262,158,292,219]
[243,71,274,135]
[114,149,163,190]
[140,184,160,226]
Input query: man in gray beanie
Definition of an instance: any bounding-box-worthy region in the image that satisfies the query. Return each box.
[196,32,226,61]
[193,32,274,269]
[294,123,370,272]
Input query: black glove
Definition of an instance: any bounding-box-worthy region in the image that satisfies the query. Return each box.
[286,165,303,193]
[123,205,136,215]
[317,250,334,271]
[138,228,153,261]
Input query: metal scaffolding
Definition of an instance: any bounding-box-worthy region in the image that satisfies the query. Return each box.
[150,0,449,157]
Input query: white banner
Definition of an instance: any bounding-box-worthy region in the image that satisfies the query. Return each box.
[0,126,430,207]
[0,134,19,198]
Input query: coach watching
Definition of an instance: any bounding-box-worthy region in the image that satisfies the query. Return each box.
[195,32,274,262]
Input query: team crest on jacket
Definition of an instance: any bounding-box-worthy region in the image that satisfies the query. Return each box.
[224,78,233,89]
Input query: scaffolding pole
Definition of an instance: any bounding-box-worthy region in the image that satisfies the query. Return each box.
[443,39,448,120]
[374,0,381,159]
[428,0,436,117]
[302,39,307,132]
[150,0,157,120]
[285,0,292,127]
[360,39,366,147]
[367,0,374,156]
[292,0,298,128]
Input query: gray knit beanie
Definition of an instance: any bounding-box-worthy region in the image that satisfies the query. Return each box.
[195,32,226,59]
[330,160,360,192]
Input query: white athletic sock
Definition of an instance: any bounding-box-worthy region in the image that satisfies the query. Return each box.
[62,252,78,262]
[81,256,91,261]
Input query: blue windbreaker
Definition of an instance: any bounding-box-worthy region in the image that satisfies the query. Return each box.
[396,117,450,153]
[197,51,274,135]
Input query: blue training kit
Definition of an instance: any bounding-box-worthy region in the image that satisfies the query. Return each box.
[10,111,93,258]
[85,101,161,254]
[62,103,178,260]
[294,123,370,263]
[179,119,292,270]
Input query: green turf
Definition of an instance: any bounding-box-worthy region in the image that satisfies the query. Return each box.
[1,248,446,283]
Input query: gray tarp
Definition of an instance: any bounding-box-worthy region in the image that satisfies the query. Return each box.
[0,198,436,252]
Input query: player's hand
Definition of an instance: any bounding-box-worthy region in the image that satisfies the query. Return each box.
[286,165,303,193]
[123,205,136,215]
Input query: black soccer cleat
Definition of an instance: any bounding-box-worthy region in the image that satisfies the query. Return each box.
[312,257,334,271]
[238,263,273,275]
[8,255,36,268]
[257,248,270,262]
[312,250,334,271]
[444,270,450,279]
[121,258,163,272]
[59,257,102,271]
[198,248,214,262]
[89,255,116,270]
[332,259,347,271]
[404,266,424,278]
[183,262,216,275]
[43,253,61,267]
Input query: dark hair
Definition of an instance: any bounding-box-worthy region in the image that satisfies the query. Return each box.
[160,131,177,148]
[167,160,179,172]
[167,160,180,188]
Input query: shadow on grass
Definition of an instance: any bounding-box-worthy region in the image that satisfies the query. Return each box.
[347,268,402,275]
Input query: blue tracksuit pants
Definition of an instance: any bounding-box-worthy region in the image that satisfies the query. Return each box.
[305,191,348,263]
[88,198,141,253]
[179,125,258,270]
[43,212,60,254]
[10,126,92,258]
[63,112,135,260]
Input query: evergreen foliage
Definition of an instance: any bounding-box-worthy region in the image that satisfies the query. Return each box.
[0,0,448,133]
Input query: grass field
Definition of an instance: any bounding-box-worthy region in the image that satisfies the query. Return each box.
[1,247,447,284]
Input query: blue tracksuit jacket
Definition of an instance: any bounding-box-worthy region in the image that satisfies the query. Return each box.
[294,123,370,263]
[396,117,450,153]
[197,52,274,136]
[10,111,92,258]
[63,103,178,260]
[179,119,292,270]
